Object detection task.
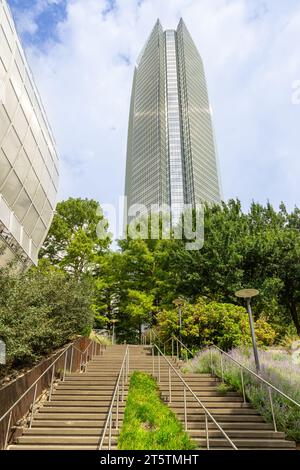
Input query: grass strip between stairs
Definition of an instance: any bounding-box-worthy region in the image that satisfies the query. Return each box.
[118,371,195,450]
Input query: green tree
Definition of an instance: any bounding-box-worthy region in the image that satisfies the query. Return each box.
[125,289,155,341]
[40,198,111,275]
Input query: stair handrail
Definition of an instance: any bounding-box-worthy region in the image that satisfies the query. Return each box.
[172,336,193,356]
[99,345,129,450]
[153,343,238,450]
[0,338,102,449]
[141,328,159,345]
[143,331,193,359]
[208,344,300,432]
[168,336,193,358]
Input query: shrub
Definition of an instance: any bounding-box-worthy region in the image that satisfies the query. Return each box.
[118,372,195,450]
[185,347,300,441]
[156,298,276,351]
[0,263,94,369]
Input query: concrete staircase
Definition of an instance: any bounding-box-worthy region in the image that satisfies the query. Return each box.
[129,346,296,450]
[8,345,128,450]
[8,345,296,450]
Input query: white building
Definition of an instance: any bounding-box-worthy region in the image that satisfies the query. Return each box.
[0,0,59,268]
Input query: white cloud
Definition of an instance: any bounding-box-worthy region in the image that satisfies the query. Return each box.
[13,0,300,236]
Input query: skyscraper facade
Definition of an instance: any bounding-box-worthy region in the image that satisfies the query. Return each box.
[124,19,221,225]
[0,0,59,268]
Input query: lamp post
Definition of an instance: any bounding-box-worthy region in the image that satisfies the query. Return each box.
[235,288,260,373]
[173,298,184,357]
[111,319,118,345]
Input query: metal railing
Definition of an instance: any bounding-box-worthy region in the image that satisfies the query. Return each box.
[99,346,130,450]
[0,338,104,449]
[153,344,238,450]
[208,345,300,433]
[142,331,194,360]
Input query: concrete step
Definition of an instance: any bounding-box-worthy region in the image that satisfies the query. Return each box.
[52,390,124,396]
[162,396,244,403]
[43,401,125,407]
[58,383,125,389]
[24,428,119,436]
[34,413,116,420]
[51,394,126,400]
[31,420,107,427]
[8,445,113,450]
[35,406,123,412]
[175,408,260,417]
[179,413,265,422]
[169,402,253,409]
[182,421,274,430]
[196,438,296,449]
[16,435,118,445]
[189,430,286,439]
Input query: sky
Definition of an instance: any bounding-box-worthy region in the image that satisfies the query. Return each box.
[7,0,300,237]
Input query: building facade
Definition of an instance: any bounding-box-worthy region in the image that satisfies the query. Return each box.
[124,19,221,225]
[0,0,59,268]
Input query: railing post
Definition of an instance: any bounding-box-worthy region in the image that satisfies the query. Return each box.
[126,348,130,383]
[210,349,213,376]
[116,385,119,430]
[184,386,187,431]
[69,347,74,373]
[109,413,112,449]
[158,349,161,384]
[168,367,172,403]
[205,413,210,450]
[172,338,174,358]
[220,352,224,382]
[63,348,68,381]
[29,383,38,428]
[176,339,179,359]
[49,364,55,401]
[268,386,277,432]
[122,363,125,402]
[4,410,12,449]
[240,369,246,403]
[152,346,154,376]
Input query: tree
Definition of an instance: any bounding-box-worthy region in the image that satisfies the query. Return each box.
[125,290,155,341]
[39,198,111,275]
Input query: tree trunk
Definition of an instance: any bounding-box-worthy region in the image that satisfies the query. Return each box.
[289,302,300,335]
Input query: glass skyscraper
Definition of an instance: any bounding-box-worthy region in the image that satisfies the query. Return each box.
[0,0,59,268]
[124,19,221,225]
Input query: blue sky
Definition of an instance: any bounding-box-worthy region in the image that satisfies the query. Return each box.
[7,0,300,236]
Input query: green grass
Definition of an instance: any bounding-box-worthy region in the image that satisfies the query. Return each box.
[118,372,195,450]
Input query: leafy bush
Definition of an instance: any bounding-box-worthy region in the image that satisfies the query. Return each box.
[0,263,94,369]
[156,298,276,351]
[185,347,300,441]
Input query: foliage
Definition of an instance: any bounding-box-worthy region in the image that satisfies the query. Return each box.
[118,372,195,450]
[113,200,300,343]
[155,298,276,350]
[39,198,111,275]
[125,290,155,341]
[89,330,111,346]
[185,347,300,441]
[0,262,94,368]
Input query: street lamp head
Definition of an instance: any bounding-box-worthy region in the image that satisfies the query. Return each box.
[173,298,185,307]
[235,288,259,299]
